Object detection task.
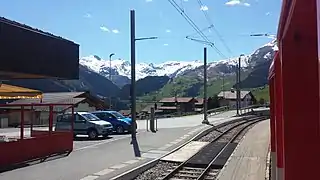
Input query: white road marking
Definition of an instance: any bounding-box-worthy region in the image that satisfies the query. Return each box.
[187,132,194,135]
[123,159,140,164]
[164,143,173,147]
[74,132,141,151]
[172,139,182,144]
[93,168,115,176]
[80,175,99,180]
[178,136,187,140]
[74,137,128,151]
[136,157,146,160]
[157,146,168,151]
[109,164,127,169]
[170,141,179,144]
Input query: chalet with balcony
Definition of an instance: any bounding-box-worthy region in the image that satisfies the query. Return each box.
[194,97,214,112]
[217,90,256,109]
[158,97,198,113]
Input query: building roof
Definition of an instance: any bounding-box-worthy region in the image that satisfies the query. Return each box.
[217,91,251,100]
[33,98,86,112]
[159,97,197,103]
[9,92,85,104]
[0,17,74,44]
[195,98,204,105]
[0,83,42,99]
[5,92,104,112]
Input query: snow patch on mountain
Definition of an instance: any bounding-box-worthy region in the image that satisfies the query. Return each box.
[79,40,277,80]
[80,56,203,80]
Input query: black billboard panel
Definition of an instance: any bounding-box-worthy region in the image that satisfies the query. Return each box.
[0,17,79,80]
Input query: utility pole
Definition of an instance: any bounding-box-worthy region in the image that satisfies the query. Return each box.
[129,10,157,157]
[222,74,225,97]
[130,10,140,157]
[202,47,209,124]
[237,54,244,116]
[109,53,115,109]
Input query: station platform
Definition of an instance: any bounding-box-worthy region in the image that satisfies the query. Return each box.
[217,120,270,180]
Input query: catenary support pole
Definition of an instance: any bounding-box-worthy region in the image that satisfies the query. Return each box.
[130,9,141,157]
[202,47,209,124]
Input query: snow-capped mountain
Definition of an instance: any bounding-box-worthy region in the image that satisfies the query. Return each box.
[80,56,203,80]
[80,55,250,80]
[79,39,278,84]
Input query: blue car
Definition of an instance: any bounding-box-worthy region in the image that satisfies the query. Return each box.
[91,111,137,134]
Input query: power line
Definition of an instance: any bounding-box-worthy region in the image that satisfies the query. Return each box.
[196,0,234,57]
[186,25,213,38]
[168,0,210,43]
[167,0,229,60]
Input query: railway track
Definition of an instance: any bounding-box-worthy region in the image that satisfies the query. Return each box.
[132,116,267,180]
[158,118,265,180]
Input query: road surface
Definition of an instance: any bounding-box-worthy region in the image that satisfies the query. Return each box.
[0,110,238,180]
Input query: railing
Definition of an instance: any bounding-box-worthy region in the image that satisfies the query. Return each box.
[207,106,229,117]
[239,104,270,115]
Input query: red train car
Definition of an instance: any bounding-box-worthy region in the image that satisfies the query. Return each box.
[269,0,320,179]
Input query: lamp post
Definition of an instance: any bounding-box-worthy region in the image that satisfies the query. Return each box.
[109,53,115,109]
[130,10,158,157]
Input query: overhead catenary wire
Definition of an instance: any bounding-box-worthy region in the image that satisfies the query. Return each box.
[167,0,229,60]
[167,0,211,44]
[196,0,235,57]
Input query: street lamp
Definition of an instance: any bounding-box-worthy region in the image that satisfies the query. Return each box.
[130,10,158,157]
[109,53,115,109]
[236,54,245,116]
[109,53,115,81]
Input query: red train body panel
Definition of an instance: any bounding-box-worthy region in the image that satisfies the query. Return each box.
[269,0,320,179]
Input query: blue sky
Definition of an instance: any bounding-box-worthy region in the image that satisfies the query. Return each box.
[1,0,280,64]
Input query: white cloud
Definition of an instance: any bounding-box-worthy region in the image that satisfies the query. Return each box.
[166,29,171,33]
[200,5,209,11]
[225,0,250,7]
[112,29,120,33]
[225,0,241,6]
[163,43,169,46]
[100,26,110,32]
[84,13,92,18]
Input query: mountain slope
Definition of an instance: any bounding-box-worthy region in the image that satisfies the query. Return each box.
[6,65,120,98]
[118,76,170,100]
[139,40,277,99]
[239,40,277,88]
[80,55,204,82]
[79,55,250,85]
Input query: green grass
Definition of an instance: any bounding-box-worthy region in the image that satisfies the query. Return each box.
[139,71,254,101]
[251,85,270,102]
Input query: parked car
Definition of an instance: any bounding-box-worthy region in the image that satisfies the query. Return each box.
[91,111,137,134]
[55,112,113,139]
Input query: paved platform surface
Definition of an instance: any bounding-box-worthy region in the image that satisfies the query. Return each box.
[216,120,270,180]
[161,141,209,162]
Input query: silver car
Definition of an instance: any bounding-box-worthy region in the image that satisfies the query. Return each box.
[55,112,113,139]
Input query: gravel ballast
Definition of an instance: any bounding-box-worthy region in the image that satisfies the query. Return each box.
[197,120,247,142]
[134,161,179,180]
